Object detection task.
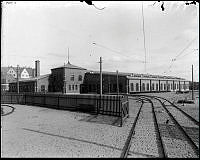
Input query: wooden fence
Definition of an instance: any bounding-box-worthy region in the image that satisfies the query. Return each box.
[1,93,129,126]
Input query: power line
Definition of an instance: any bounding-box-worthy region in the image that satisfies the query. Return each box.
[142,2,147,73]
[92,42,145,63]
[163,36,198,74]
[173,36,198,60]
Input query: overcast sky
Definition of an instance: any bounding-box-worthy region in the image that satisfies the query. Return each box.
[1,1,199,81]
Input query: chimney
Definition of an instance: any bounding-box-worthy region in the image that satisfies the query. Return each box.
[35,60,40,77]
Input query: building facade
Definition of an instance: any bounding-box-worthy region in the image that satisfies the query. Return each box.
[48,62,87,94]
[9,74,49,93]
[81,72,190,94]
[80,71,130,94]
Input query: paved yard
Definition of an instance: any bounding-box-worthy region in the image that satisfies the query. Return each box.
[1,92,198,158]
[1,101,139,158]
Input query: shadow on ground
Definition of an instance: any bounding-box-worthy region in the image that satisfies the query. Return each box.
[79,114,121,127]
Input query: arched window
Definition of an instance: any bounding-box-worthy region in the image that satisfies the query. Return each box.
[160,84,163,90]
[146,83,149,91]
[152,83,154,90]
[142,83,145,91]
[130,83,134,91]
[136,83,139,91]
[78,75,82,81]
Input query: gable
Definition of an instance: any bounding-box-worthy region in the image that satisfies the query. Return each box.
[7,68,17,78]
[21,68,30,78]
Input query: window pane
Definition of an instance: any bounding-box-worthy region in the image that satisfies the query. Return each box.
[70,75,74,81]
[78,75,82,81]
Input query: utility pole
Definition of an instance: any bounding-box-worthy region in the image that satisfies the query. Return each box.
[100,57,102,96]
[117,70,119,95]
[192,64,194,100]
[17,65,19,94]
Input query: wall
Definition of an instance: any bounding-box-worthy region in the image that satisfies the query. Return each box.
[129,79,140,92]
[9,81,36,92]
[37,76,49,92]
[48,68,64,93]
[64,68,86,93]
[140,79,151,92]
[81,73,128,94]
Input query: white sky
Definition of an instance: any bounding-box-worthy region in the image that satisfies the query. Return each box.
[1,1,199,81]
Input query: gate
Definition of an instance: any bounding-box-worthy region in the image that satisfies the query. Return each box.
[120,96,129,127]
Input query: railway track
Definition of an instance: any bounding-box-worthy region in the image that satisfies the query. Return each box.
[120,95,199,158]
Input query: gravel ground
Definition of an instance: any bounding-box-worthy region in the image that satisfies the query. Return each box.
[152,99,198,158]
[1,91,199,158]
[136,91,199,122]
[1,102,139,158]
[128,102,159,158]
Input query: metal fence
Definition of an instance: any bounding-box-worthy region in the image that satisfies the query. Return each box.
[1,92,129,126]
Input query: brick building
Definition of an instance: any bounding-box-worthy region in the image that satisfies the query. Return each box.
[80,71,130,94]
[9,74,50,93]
[48,61,87,94]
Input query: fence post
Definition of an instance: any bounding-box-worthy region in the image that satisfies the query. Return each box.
[24,94,26,105]
[120,96,123,127]
[57,95,60,109]
[43,94,46,107]
[11,94,12,104]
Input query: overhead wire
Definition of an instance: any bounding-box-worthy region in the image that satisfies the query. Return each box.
[163,36,198,74]
[142,2,147,73]
[92,42,145,63]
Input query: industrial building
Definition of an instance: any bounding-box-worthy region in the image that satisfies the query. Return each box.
[9,74,50,93]
[7,59,190,94]
[8,60,49,93]
[80,71,129,94]
[80,71,190,94]
[48,61,87,94]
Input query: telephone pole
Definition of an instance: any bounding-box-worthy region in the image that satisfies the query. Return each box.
[17,65,19,94]
[100,57,102,96]
[192,64,194,100]
[116,70,119,95]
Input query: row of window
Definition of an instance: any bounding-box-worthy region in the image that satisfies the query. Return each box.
[68,84,79,91]
[70,75,82,81]
[130,82,186,91]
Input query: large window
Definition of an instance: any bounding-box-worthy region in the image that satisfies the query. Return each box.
[136,83,139,91]
[164,84,166,90]
[130,83,134,91]
[171,84,173,90]
[152,83,154,90]
[155,83,158,91]
[142,83,145,91]
[70,75,74,81]
[75,85,78,90]
[78,75,82,81]
[69,85,71,91]
[146,83,149,91]
[160,84,163,90]
[72,85,74,90]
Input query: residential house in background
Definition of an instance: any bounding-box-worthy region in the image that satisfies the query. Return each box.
[1,66,35,91]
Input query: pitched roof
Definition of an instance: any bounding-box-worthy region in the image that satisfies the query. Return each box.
[1,66,35,77]
[86,70,132,76]
[86,70,187,80]
[11,74,50,83]
[52,62,87,70]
